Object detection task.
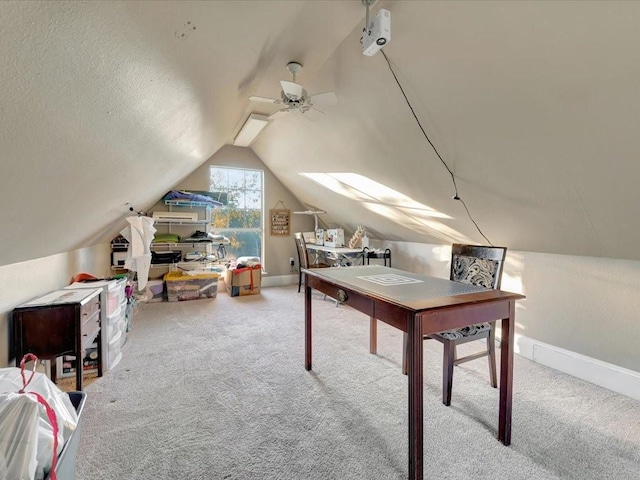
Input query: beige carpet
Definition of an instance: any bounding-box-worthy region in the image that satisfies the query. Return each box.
[75,285,640,480]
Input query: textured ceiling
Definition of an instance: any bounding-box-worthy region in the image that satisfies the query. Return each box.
[253,1,640,259]
[1,1,639,266]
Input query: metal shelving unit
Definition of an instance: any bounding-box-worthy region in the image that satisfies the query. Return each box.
[111,199,227,270]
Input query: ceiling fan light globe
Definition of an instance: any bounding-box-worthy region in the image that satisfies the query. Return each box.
[281,80,304,101]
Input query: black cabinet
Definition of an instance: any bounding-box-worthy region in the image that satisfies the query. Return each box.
[13,288,103,391]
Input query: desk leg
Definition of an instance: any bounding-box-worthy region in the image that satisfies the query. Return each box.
[498,300,515,445]
[407,313,424,480]
[369,317,377,354]
[48,358,57,384]
[97,331,103,378]
[75,333,83,392]
[305,276,312,371]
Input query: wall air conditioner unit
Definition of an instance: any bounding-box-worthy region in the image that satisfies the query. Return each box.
[152,211,199,221]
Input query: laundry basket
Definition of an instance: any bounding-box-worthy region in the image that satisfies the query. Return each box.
[45,391,87,480]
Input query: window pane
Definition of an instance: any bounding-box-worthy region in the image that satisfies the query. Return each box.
[245,190,261,209]
[224,231,262,258]
[245,210,261,229]
[245,171,261,189]
[210,168,227,190]
[210,166,263,261]
[227,170,245,190]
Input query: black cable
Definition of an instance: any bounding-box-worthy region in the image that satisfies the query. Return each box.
[380,50,493,246]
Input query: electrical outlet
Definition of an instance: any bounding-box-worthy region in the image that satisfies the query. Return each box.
[290,257,295,266]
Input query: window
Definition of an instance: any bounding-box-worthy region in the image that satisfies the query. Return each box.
[209,166,263,259]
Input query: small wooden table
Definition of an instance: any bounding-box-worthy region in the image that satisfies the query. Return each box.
[13,288,103,391]
[303,265,525,480]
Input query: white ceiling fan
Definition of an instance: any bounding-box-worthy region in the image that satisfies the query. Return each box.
[249,62,338,120]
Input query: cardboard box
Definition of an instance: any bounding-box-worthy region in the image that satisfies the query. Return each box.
[225,266,261,297]
[324,228,345,247]
[164,271,219,301]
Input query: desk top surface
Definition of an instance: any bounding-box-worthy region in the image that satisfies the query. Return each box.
[304,265,524,311]
[17,288,102,308]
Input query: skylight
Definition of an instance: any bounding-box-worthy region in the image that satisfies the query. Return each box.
[300,173,472,243]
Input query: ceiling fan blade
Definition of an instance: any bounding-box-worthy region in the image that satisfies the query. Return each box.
[267,109,289,120]
[302,107,325,121]
[249,95,281,104]
[309,91,338,107]
[280,80,304,100]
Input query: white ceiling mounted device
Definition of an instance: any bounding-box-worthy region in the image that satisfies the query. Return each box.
[361,0,390,57]
[249,62,338,120]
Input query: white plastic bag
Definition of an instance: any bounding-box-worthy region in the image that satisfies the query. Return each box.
[0,394,40,480]
[0,356,79,480]
[0,368,78,441]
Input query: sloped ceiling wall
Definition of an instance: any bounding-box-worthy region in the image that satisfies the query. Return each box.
[253,1,640,259]
[2,1,639,267]
[0,0,364,267]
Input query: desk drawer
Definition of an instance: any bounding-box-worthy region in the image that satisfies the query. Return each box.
[307,275,374,316]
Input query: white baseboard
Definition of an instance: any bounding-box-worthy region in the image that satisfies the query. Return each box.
[262,274,298,288]
[512,334,640,401]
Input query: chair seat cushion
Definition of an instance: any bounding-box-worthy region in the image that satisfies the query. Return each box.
[438,322,491,340]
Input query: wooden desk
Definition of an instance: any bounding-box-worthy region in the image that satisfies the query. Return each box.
[303,265,525,480]
[13,288,103,391]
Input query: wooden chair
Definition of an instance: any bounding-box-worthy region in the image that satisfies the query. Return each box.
[399,244,507,406]
[294,232,330,293]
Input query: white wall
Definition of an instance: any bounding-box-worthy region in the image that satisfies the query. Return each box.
[383,241,640,374]
[0,244,111,367]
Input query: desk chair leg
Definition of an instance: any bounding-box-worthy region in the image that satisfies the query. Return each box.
[443,339,455,406]
[488,321,498,388]
[298,270,302,293]
[370,317,378,354]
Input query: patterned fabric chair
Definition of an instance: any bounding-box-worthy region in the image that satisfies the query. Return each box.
[402,244,507,406]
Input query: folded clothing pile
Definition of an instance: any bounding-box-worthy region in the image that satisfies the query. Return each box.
[182,231,230,243]
[152,233,180,243]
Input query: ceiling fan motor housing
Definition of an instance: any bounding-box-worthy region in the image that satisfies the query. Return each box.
[249,60,336,119]
[286,61,303,79]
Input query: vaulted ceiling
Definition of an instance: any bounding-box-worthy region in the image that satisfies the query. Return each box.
[2,0,639,267]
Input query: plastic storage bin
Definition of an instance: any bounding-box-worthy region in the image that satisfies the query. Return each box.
[65,278,126,373]
[107,329,123,370]
[106,279,126,316]
[164,271,219,301]
[45,391,87,480]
